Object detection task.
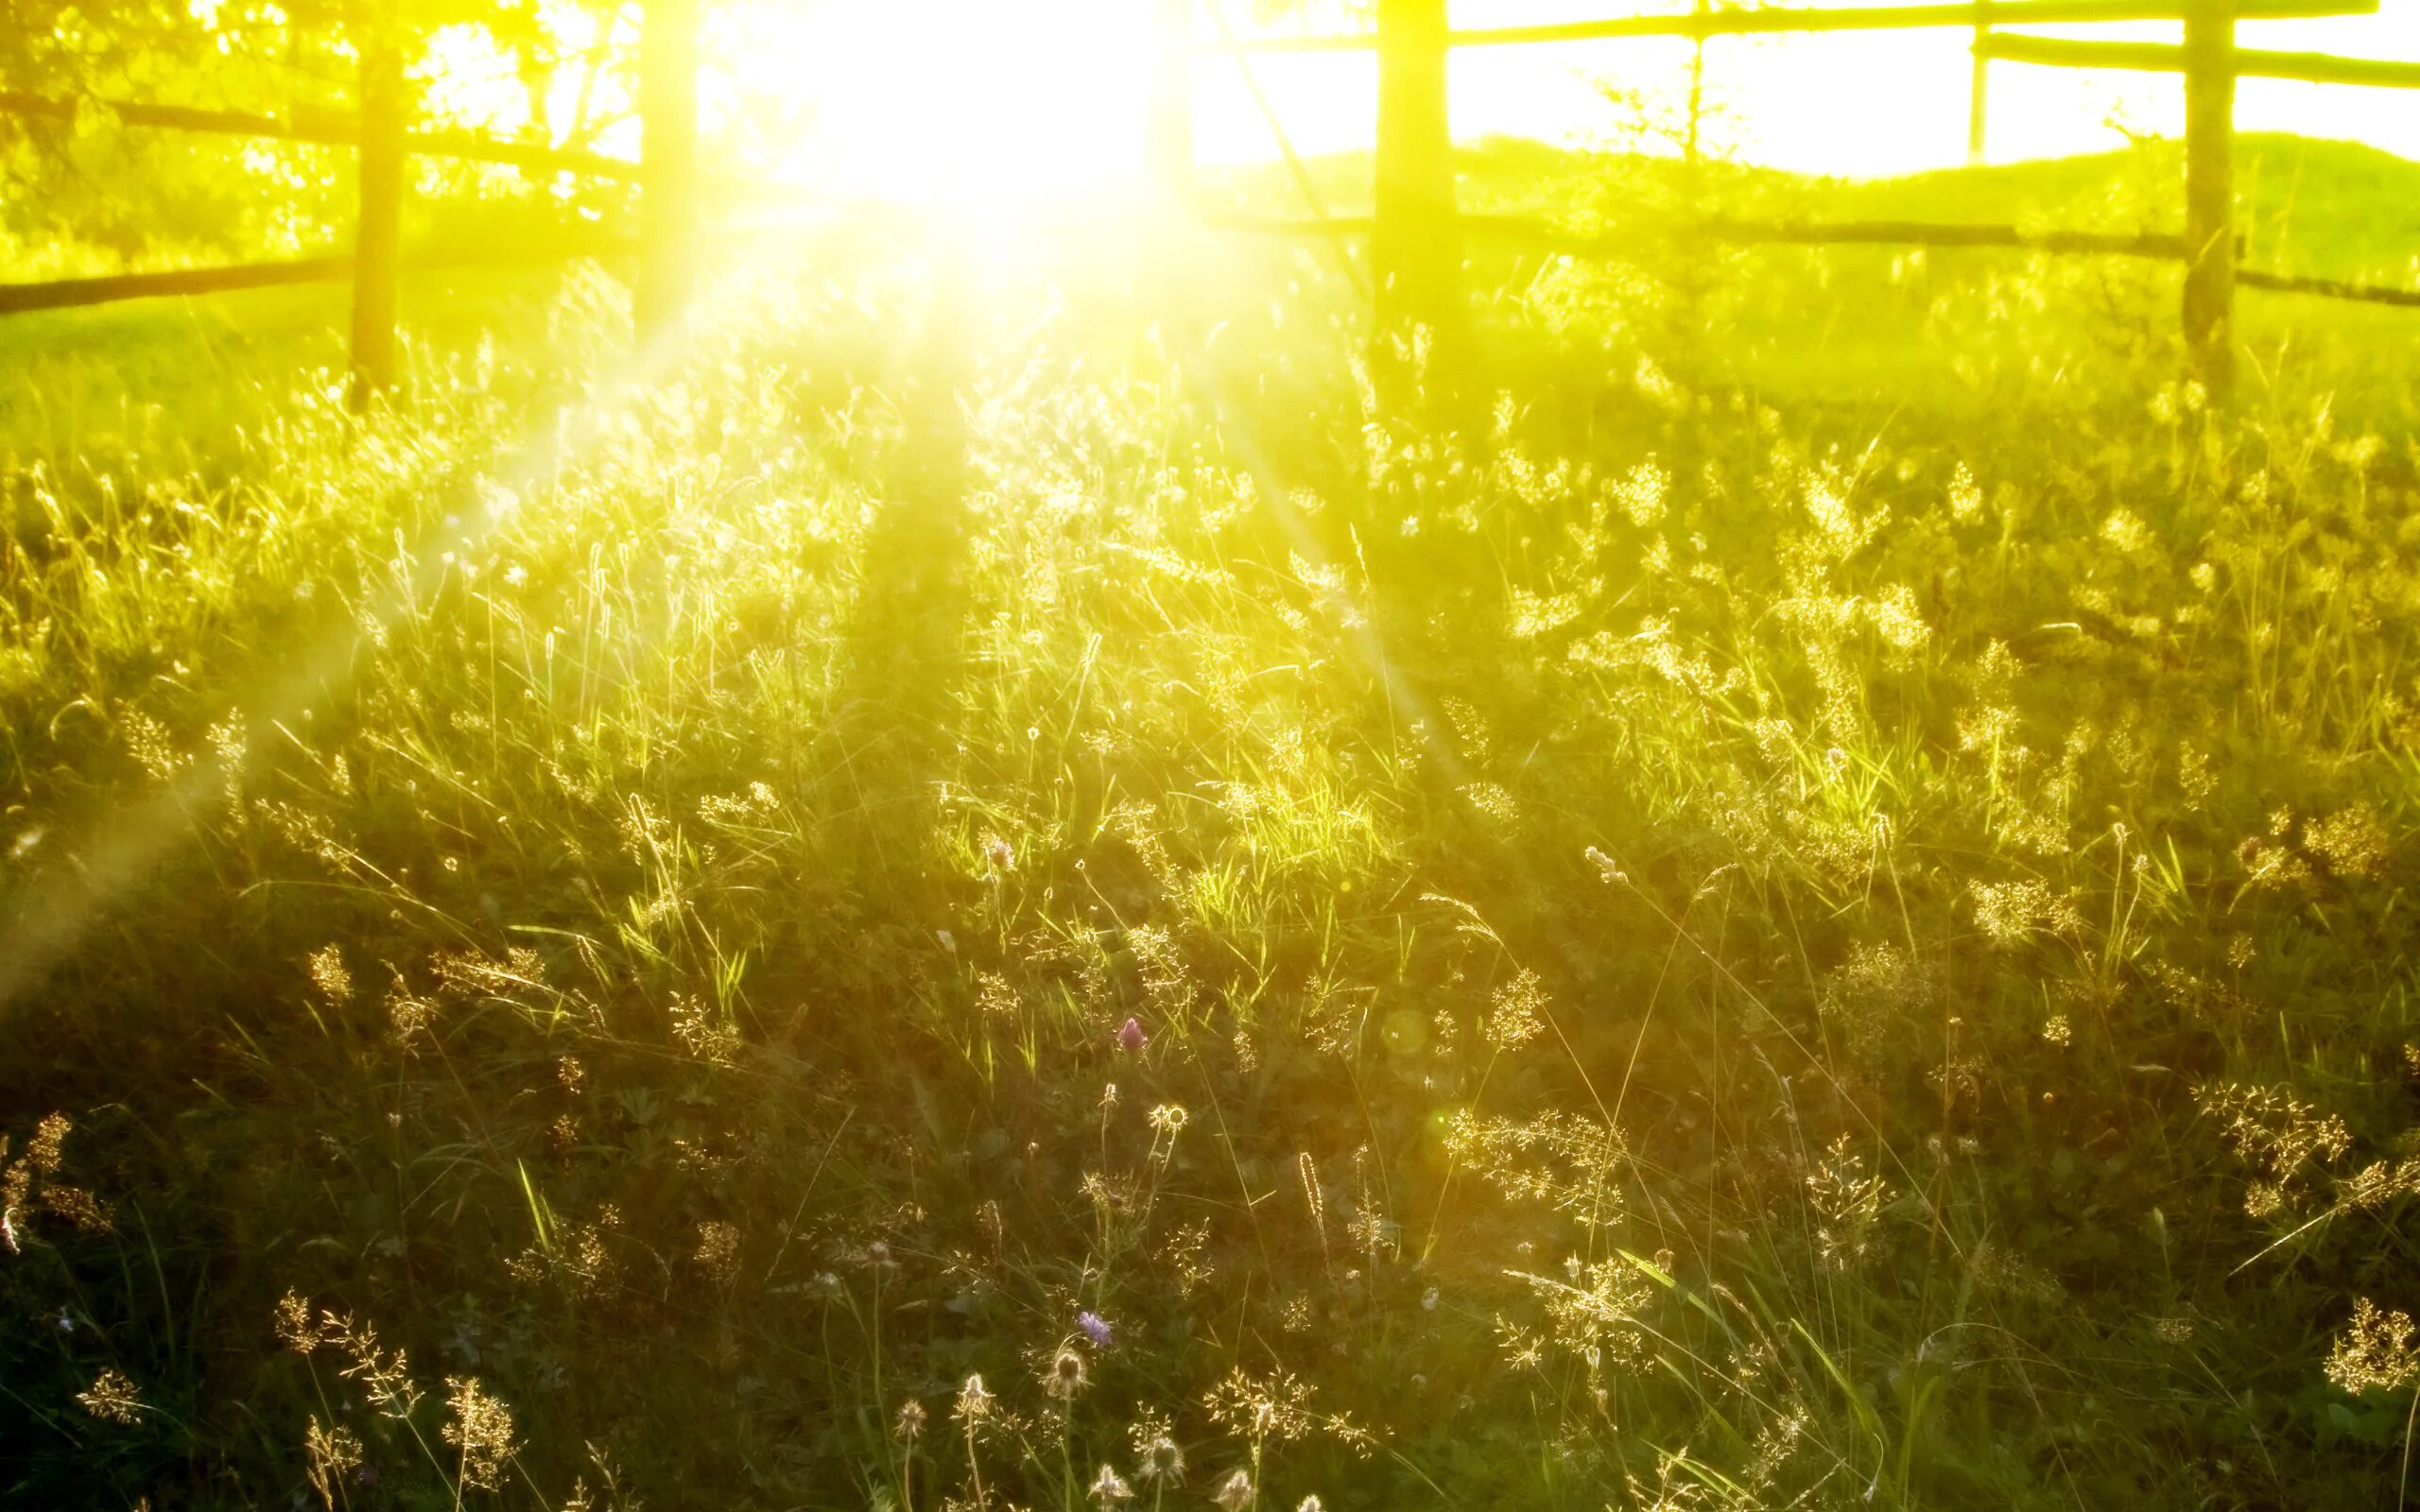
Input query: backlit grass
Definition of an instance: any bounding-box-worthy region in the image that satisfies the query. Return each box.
[5,147,2420,1510]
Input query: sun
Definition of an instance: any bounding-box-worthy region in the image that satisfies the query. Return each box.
[721,0,1167,212]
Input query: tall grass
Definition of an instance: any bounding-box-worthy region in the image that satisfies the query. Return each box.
[3,195,2419,1511]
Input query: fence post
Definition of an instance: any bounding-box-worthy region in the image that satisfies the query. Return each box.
[348,0,405,411]
[1372,0,1465,400]
[2183,0,2236,397]
[1685,0,1709,171]
[636,0,700,345]
[1968,0,1991,163]
[1150,0,1194,206]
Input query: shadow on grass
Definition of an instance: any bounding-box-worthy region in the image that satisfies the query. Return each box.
[822,246,978,882]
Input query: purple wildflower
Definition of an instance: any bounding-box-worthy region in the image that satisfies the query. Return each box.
[1115,1016,1147,1052]
[1078,1310,1112,1349]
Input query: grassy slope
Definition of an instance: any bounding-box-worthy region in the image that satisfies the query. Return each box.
[1,142,2419,1511]
[1197,133,2420,430]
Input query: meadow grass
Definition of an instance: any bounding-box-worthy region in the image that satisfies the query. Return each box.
[4,146,2420,1510]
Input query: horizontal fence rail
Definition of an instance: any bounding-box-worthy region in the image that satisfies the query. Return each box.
[1695,215,2193,258]
[1206,0,2375,53]
[1206,211,2201,260]
[1975,34,2420,87]
[2236,266,2420,306]
[0,235,635,317]
[1205,210,2420,310]
[0,91,644,180]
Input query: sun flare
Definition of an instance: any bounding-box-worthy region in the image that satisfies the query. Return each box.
[723,0,1167,209]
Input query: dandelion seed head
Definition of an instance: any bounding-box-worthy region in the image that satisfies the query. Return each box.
[1043,1344,1090,1400]
[1214,1469,1254,1511]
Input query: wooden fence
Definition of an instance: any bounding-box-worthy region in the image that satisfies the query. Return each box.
[8,0,2420,405]
[1194,0,2418,398]
[0,1,699,411]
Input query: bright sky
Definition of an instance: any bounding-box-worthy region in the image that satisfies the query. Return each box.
[702,0,2420,200]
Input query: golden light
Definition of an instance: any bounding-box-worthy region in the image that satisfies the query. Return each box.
[722,0,1167,211]
[430,0,2420,223]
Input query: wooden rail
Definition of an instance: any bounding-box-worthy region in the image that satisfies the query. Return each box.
[1698,216,2191,258]
[1209,210,2419,312]
[1207,211,2193,261]
[0,236,637,318]
[1206,0,2373,52]
[2237,267,2420,306]
[0,90,646,180]
[1976,34,2420,88]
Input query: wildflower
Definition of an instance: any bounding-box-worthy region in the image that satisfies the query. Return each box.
[695,1220,743,1284]
[1297,1499,1324,1512]
[2327,1298,2420,1395]
[954,1373,994,1426]
[1947,462,1984,522]
[329,1313,423,1418]
[668,993,738,1066]
[3,1111,72,1250]
[893,1399,927,1442]
[306,945,354,1005]
[275,1291,320,1352]
[1214,1469,1254,1511]
[76,1367,142,1424]
[2308,801,2391,880]
[1089,1464,1133,1503]
[1078,1310,1113,1348]
[1116,1017,1148,1052]
[1136,1432,1185,1485]
[1043,1344,1090,1400]
[1201,1366,1371,1451]
[304,1418,363,1510]
[1806,1134,1893,1271]
[1484,970,1547,1052]
[441,1376,518,1490]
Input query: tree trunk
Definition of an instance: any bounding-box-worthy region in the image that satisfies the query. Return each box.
[637,0,700,346]
[348,0,405,412]
[2182,0,2236,398]
[1371,0,1463,397]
